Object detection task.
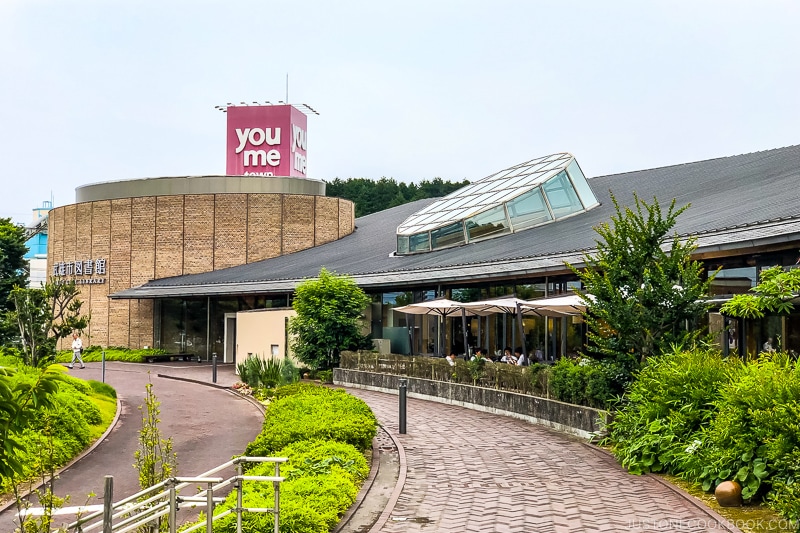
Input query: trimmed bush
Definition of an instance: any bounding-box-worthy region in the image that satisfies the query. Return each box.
[189,385,377,533]
[245,386,376,456]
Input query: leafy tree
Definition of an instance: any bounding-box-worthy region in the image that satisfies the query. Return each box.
[9,279,90,367]
[0,218,29,343]
[569,194,713,372]
[288,268,372,370]
[134,380,177,533]
[720,265,800,319]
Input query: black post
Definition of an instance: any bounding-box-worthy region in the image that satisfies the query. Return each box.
[101,350,106,383]
[399,378,407,434]
[212,353,218,383]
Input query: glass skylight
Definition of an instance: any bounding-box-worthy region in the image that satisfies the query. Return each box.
[396,152,598,255]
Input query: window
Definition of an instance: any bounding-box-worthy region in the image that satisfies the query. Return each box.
[543,171,583,218]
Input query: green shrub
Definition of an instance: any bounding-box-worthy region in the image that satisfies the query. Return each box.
[679,352,800,505]
[88,379,117,399]
[192,395,374,533]
[278,439,369,484]
[609,347,736,475]
[246,387,376,456]
[0,365,117,493]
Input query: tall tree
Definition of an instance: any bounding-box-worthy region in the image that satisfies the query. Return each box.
[570,194,713,370]
[9,280,90,367]
[288,268,372,370]
[0,218,29,343]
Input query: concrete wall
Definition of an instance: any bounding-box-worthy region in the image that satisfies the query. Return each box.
[48,189,354,349]
[236,308,296,361]
[334,368,608,440]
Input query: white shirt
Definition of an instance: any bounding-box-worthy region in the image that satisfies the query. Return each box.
[72,337,83,351]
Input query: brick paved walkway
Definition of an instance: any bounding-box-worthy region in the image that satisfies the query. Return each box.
[346,388,737,533]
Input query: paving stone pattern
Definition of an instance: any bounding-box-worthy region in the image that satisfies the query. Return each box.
[347,388,732,533]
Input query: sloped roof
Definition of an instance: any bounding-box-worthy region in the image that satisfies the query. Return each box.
[111,144,800,299]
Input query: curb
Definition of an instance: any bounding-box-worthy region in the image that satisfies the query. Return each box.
[368,424,407,533]
[0,395,123,516]
[332,429,384,533]
[155,373,230,390]
[580,443,744,533]
[156,373,266,414]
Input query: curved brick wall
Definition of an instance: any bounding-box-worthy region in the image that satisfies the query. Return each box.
[48,192,355,348]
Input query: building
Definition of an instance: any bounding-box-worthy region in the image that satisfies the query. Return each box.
[24,200,52,288]
[45,104,800,360]
[109,145,800,361]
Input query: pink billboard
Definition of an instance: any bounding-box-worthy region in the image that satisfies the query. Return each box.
[226,105,308,177]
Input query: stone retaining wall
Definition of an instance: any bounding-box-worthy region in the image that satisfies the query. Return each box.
[334,368,608,439]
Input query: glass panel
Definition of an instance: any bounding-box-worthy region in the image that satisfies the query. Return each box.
[466,205,510,241]
[708,266,757,295]
[397,235,409,255]
[409,232,430,253]
[566,159,598,208]
[431,221,465,249]
[543,170,583,218]
[506,188,552,230]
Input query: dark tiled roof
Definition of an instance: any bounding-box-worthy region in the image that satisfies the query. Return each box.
[112,144,800,298]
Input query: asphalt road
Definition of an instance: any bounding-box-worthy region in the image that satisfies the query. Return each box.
[0,361,263,532]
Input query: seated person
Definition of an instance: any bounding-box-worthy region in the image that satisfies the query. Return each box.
[446,352,457,366]
[514,347,527,366]
[471,347,493,362]
[500,346,517,364]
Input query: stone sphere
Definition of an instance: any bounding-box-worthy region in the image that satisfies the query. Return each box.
[715,480,743,507]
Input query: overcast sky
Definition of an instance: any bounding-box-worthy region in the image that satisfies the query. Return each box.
[1,1,798,225]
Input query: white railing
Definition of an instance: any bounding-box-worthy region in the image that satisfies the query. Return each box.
[17,456,286,533]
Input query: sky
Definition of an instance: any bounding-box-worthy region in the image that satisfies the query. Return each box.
[1,0,798,225]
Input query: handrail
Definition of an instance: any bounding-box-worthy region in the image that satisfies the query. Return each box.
[32,456,291,533]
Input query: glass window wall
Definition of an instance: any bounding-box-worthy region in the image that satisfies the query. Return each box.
[506,188,552,231]
[543,170,583,218]
[465,205,510,241]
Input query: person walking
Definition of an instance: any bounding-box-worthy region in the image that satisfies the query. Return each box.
[69,332,85,369]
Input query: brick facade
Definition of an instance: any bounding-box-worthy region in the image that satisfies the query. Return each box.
[48,193,355,349]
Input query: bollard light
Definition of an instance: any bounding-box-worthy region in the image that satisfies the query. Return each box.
[212,353,218,384]
[399,378,407,434]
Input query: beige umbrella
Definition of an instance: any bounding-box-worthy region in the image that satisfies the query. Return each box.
[461,296,555,357]
[394,299,489,356]
[520,293,593,316]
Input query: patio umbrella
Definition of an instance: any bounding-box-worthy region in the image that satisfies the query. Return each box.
[520,293,594,316]
[394,299,488,356]
[461,296,548,357]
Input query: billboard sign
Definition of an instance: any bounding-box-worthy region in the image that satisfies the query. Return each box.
[226,105,308,177]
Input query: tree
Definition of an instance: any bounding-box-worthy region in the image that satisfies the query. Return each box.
[288,268,372,370]
[9,279,90,367]
[720,265,800,319]
[569,194,713,370]
[0,218,29,343]
[134,380,177,533]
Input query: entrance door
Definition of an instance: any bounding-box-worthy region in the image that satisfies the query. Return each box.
[223,314,237,364]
